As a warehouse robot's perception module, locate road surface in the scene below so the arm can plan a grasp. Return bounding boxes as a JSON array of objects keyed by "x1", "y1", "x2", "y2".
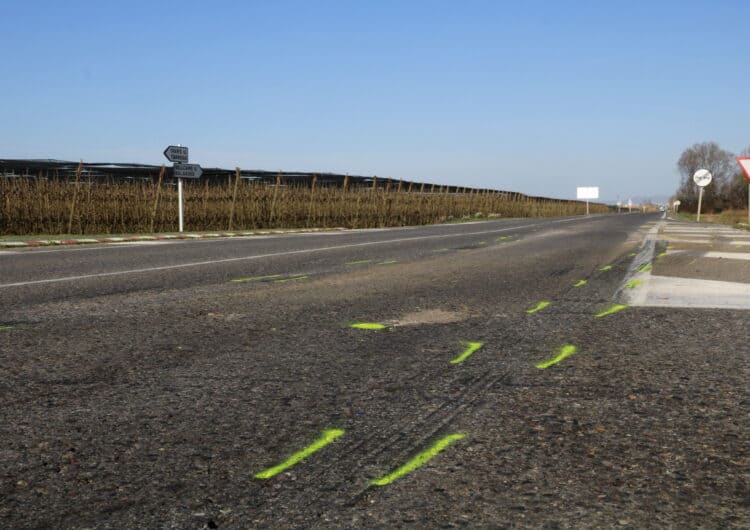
[{"x1": 1, "y1": 214, "x2": 747, "y2": 528}]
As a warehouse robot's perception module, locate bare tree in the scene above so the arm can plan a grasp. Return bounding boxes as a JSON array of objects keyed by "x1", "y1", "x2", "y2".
[{"x1": 675, "y1": 142, "x2": 735, "y2": 212}]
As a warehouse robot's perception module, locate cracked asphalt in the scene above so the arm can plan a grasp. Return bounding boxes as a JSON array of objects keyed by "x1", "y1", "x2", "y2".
[{"x1": 1, "y1": 214, "x2": 747, "y2": 528}]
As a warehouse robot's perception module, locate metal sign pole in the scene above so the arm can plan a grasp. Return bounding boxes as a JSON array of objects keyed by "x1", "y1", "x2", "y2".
[
  {"x1": 586, "y1": 200, "x2": 589, "y2": 216},
  {"x1": 178, "y1": 178, "x2": 184, "y2": 232},
  {"x1": 696, "y1": 187, "x2": 704, "y2": 222}
]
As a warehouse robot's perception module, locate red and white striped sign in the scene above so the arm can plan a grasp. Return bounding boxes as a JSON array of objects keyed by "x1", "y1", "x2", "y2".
[{"x1": 737, "y1": 157, "x2": 750, "y2": 182}]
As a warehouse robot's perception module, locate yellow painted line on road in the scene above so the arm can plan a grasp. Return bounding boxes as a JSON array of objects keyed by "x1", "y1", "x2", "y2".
[
  {"x1": 230, "y1": 274, "x2": 283, "y2": 283},
  {"x1": 450, "y1": 342, "x2": 484, "y2": 364},
  {"x1": 345, "y1": 259, "x2": 373, "y2": 265},
  {"x1": 625, "y1": 279, "x2": 642, "y2": 289},
  {"x1": 526, "y1": 301, "x2": 550, "y2": 314},
  {"x1": 599, "y1": 265, "x2": 613, "y2": 271},
  {"x1": 0, "y1": 325, "x2": 13, "y2": 331},
  {"x1": 350, "y1": 322, "x2": 388, "y2": 330},
  {"x1": 639, "y1": 264, "x2": 653, "y2": 272},
  {"x1": 595, "y1": 304, "x2": 628, "y2": 318},
  {"x1": 273, "y1": 275, "x2": 309, "y2": 283},
  {"x1": 378, "y1": 260, "x2": 399, "y2": 265},
  {"x1": 371, "y1": 433, "x2": 465, "y2": 486},
  {"x1": 254, "y1": 428, "x2": 345, "y2": 479},
  {"x1": 535, "y1": 344, "x2": 577, "y2": 369},
  {"x1": 573, "y1": 280, "x2": 587, "y2": 287}
]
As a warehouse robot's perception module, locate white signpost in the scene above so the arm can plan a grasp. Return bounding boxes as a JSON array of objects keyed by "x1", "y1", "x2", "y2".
[
  {"x1": 628, "y1": 198, "x2": 632, "y2": 213},
  {"x1": 163, "y1": 145, "x2": 202, "y2": 232},
  {"x1": 673, "y1": 199, "x2": 681, "y2": 213},
  {"x1": 693, "y1": 169, "x2": 712, "y2": 222},
  {"x1": 576, "y1": 186, "x2": 599, "y2": 215},
  {"x1": 736, "y1": 157, "x2": 750, "y2": 225}
]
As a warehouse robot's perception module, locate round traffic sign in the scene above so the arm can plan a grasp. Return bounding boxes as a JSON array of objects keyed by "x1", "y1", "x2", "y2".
[
  {"x1": 693, "y1": 169, "x2": 712, "y2": 187},
  {"x1": 673, "y1": 200, "x2": 681, "y2": 206}
]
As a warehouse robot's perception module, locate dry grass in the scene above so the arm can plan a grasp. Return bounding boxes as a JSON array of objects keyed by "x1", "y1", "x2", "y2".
[
  {"x1": 0, "y1": 178, "x2": 608, "y2": 236},
  {"x1": 677, "y1": 210, "x2": 750, "y2": 229}
]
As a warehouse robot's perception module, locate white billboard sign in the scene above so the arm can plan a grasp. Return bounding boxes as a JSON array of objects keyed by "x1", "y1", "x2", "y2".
[{"x1": 576, "y1": 187, "x2": 600, "y2": 200}]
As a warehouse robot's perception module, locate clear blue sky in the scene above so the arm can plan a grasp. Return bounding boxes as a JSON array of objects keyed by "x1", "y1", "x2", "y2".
[{"x1": 3, "y1": 0, "x2": 749, "y2": 202}]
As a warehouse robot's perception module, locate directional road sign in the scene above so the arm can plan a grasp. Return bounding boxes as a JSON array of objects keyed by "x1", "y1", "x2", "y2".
[
  {"x1": 164, "y1": 145, "x2": 189, "y2": 164},
  {"x1": 737, "y1": 157, "x2": 750, "y2": 182},
  {"x1": 173, "y1": 163, "x2": 203, "y2": 179}
]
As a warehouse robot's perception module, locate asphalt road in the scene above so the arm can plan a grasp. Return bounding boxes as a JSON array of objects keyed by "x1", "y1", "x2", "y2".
[{"x1": 1, "y1": 214, "x2": 747, "y2": 529}]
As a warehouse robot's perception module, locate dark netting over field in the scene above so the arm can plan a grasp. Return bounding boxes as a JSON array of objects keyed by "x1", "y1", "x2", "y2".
[{"x1": 0, "y1": 159, "x2": 609, "y2": 235}]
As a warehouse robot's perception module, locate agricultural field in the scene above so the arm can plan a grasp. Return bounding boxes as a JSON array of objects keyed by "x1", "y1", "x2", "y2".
[{"x1": 0, "y1": 178, "x2": 607, "y2": 236}]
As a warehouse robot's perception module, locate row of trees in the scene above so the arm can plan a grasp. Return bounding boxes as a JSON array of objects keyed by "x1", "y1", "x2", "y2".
[{"x1": 675, "y1": 142, "x2": 748, "y2": 212}]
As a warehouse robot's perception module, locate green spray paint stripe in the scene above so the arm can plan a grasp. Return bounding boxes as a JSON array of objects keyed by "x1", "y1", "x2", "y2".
[
  {"x1": 378, "y1": 260, "x2": 399, "y2": 265},
  {"x1": 573, "y1": 280, "x2": 587, "y2": 287},
  {"x1": 526, "y1": 301, "x2": 551, "y2": 314},
  {"x1": 230, "y1": 274, "x2": 283, "y2": 283},
  {"x1": 273, "y1": 275, "x2": 309, "y2": 283},
  {"x1": 599, "y1": 265, "x2": 613, "y2": 271},
  {"x1": 639, "y1": 264, "x2": 653, "y2": 272},
  {"x1": 625, "y1": 279, "x2": 643, "y2": 289},
  {"x1": 657, "y1": 252, "x2": 667, "y2": 258},
  {"x1": 350, "y1": 322, "x2": 388, "y2": 330},
  {"x1": 628, "y1": 252, "x2": 637, "y2": 257},
  {"x1": 0, "y1": 325, "x2": 13, "y2": 331},
  {"x1": 371, "y1": 433, "x2": 465, "y2": 486},
  {"x1": 345, "y1": 259, "x2": 374, "y2": 265},
  {"x1": 595, "y1": 304, "x2": 628, "y2": 318},
  {"x1": 254, "y1": 428, "x2": 345, "y2": 479},
  {"x1": 450, "y1": 342, "x2": 484, "y2": 364},
  {"x1": 535, "y1": 344, "x2": 577, "y2": 369}
]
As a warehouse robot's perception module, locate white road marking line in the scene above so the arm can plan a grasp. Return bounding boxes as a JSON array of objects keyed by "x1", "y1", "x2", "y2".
[
  {"x1": 702, "y1": 251, "x2": 750, "y2": 261},
  {"x1": 631, "y1": 275, "x2": 750, "y2": 310},
  {"x1": 0, "y1": 218, "x2": 583, "y2": 289},
  {"x1": 663, "y1": 239, "x2": 717, "y2": 244},
  {"x1": 730, "y1": 241, "x2": 750, "y2": 246}
]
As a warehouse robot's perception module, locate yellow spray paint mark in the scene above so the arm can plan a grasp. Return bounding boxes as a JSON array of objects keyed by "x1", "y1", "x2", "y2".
[
  {"x1": 639, "y1": 264, "x2": 653, "y2": 272},
  {"x1": 432, "y1": 248, "x2": 450, "y2": 253},
  {"x1": 625, "y1": 279, "x2": 643, "y2": 289},
  {"x1": 526, "y1": 301, "x2": 551, "y2": 314},
  {"x1": 254, "y1": 428, "x2": 345, "y2": 479},
  {"x1": 230, "y1": 274, "x2": 283, "y2": 283},
  {"x1": 496, "y1": 236, "x2": 512, "y2": 241},
  {"x1": 0, "y1": 325, "x2": 13, "y2": 332},
  {"x1": 657, "y1": 252, "x2": 667, "y2": 258},
  {"x1": 273, "y1": 275, "x2": 309, "y2": 283},
  {"x1": 345, "y1": 259, "x2": 373, "y2": 265},
  {"x1": 350, "y1": 322, "x2": 387, "y2": 330},
  {"x1": 628, "y1": 252, "x2": 637, "y2": 257},
  {"x1": 573, "y1": 280, "x2": 587, "y2": 287},
  {"x1": 595, "y1": 304, "x2": 628, "y2": 318},
  {"x1": 378, "y1": 260, "x2": 399, "y2": 265},
  {"x1": 599, "y1": 265, "x2": 613, "y2": 271},
  {"x1": 535, "y1": 344, "x2": 577, "y2": 369},
  {"x1": 371, "y1": 433, "x2": 465, "y2": 486},
  {"x1": 450, "y1": 342, "x2": 484, "y2": 364}
]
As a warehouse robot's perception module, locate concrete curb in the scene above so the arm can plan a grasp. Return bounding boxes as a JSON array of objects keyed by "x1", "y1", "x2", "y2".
[{"x1": 0, "y1": 227, "x2": 348, "y2": 248}]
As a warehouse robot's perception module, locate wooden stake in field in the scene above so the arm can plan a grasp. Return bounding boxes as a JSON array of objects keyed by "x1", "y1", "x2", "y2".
[
  {"x1": 228, "y1": 167, "x2": 241, "y2": 231},
  {"x1": 67, "y1": 160, "x2": 83, "y2": 234},
  {"x1": 343, "y1": 174, "x2": 349, "y2": 192},
  {"x1": 150, "y1": 165, "x2": 166, "y2": 233}
]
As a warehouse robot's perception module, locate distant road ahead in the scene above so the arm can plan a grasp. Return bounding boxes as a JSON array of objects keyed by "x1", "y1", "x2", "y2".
[{"x1": 1, "y1": 214, "x2": 747, "y2": 528}]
